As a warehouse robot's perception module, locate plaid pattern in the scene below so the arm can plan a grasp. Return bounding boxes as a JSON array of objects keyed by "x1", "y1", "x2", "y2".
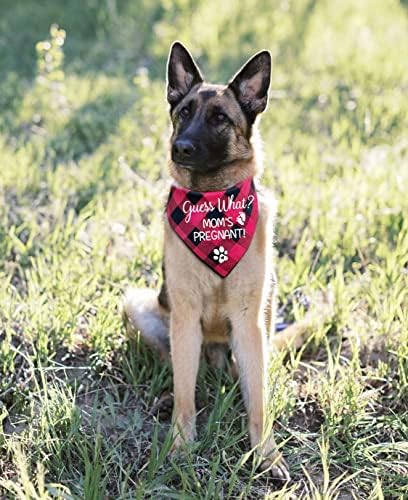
[{"x1": 166, "y1": 177, "x2": 259, "y2": 278}]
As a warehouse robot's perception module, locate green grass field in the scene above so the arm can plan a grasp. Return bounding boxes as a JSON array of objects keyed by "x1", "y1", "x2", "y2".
[{"x1": 0, "y1": 0, "x2": 407, "y2": 498}]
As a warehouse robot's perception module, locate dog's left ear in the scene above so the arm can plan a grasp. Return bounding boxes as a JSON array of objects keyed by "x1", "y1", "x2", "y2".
[
  {"x1": 167, "y1": 42, "x2": 203, "y2": 108},
  {"x1": 228, "y1": 51, "x2": 272, "y2": 123}
]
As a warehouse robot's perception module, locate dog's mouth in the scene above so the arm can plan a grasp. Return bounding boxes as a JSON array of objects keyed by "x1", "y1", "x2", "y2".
[
  {"x1": 171, "y1": 155, "x2": 231, "y2": 173},
  {"x1": 172, "y1": 160, "x2": 196, "y2": 170}
]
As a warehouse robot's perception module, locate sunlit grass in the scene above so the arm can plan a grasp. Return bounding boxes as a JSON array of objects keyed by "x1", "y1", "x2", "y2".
[{"x1": 0, "y1": 0, "x2": 407, "y2": 497}]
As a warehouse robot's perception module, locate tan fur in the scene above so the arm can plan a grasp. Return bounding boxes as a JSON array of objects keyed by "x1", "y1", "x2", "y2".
[
  {"x1": 123, "y1": 158, "x2": 292, "y2": 478},
  {"x1": 123, "y1": 45, "x2": 297, "y2": 481},
  {"x1": 162, "y1": 159, "x2": 283, "y2": 465}
]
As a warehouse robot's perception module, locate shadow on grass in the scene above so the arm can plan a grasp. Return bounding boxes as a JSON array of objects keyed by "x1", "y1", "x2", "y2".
[
  {"x1": 0, "y1": 0, "x2": 164, "y2": 82},
  {"x1": 47, "y1": 90, "x2": 133, "y2": 163},
  {"x1": 0, "y1": 0, "x2": 101, "y2": 81}
]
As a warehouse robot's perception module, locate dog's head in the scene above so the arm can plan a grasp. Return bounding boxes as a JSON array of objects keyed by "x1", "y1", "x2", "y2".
[{"x1": 167, "y1": 42, "x2": 271, "y2": 174}]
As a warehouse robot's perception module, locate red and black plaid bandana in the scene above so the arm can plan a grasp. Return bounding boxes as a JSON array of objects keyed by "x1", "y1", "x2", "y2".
[{"x1": 166, "y1": 177, "x2": 258, "y2": 278}]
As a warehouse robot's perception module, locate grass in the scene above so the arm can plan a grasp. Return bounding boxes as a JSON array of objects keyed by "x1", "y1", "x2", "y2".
[{"x1": 0, "y1": 0, "x2": 407, "y2": 497}]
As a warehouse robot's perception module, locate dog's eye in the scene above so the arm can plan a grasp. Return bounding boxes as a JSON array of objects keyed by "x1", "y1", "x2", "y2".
[
  {"x1": 214, "y1": 112, "x2": 227, "y2": 124},
  {"x1": 180, "y1": 107, "x2": 190, "y2": 119}
]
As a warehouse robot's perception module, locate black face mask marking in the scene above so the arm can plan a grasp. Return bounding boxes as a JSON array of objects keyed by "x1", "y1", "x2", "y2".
[
  {"x1": 166, "y1": 43, "x2": 271, "y2": 173},
  {"x1": 171, "y1": 95, "x2": 233, "y2": 171}
]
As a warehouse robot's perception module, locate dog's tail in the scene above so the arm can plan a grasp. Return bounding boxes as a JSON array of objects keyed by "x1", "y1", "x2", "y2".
[
  {"x1": 122, "y1": 287, "x2": 333, "y2": 356},
  {"x1": 122, "y1": 288, "x2": 170, "y2": 359},
  {"x1": 272, "y1": 289, "x2": 334, "y2": 351}
]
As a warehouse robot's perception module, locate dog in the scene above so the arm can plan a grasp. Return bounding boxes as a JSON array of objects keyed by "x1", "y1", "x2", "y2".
[{"x1": 123, "y1": 42, "x2": 313, "y2": 481}]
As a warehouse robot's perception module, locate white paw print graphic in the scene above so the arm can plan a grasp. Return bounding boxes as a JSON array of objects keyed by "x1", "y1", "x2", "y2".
[
  {"x1": 236, "y1": 211, "x2": 246, "y2": 226},
  {"x1": 213, "y1": 246, "x2": 228, "y2": 263}
]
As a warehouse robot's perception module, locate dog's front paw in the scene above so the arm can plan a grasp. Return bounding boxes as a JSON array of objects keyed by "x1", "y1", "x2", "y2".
[
  {"x1": 259, "y1": 452, "x2": 290, "y2": 481},
  {"x1": 170, "y1": 435, "x2": 186, "y2": 456},
  {"x1": 170, "y1": 422, "x2": 196, "y2": 456}
]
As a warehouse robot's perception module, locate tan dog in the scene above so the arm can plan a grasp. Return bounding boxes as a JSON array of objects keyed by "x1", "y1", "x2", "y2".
[{"x1": 123, "y1": 42, "x2": 310, "y2": 481}]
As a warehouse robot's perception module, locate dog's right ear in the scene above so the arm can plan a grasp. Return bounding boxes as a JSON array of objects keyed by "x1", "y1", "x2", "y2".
[{"x1": 167, "y1": 42, "x2": 203, "y2": 108}]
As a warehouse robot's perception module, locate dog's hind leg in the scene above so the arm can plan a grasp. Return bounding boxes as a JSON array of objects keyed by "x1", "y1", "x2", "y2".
[{"x1": 122, "y1": 287, "x2": 170, "y2": 359}]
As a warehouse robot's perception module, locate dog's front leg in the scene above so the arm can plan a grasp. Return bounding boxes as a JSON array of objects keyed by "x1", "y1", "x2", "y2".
[
  {"x1": 170, "y1": 306, "x2": 202, "y2": 451},
  {"x1": 230, "y1": 312, "x2": 290, "y2": 481}
]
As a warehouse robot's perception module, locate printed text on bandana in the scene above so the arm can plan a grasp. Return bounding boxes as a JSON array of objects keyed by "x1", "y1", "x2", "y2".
[
  {"x1": 166, "y1": 177, "x2": 259, "y2": 277},
  {"x1": 183, "y1": 194, "x2": 255, "y2": 242}
]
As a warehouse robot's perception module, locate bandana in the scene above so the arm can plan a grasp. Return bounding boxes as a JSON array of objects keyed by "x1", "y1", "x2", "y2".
[{"x1": 166, "y1": 177, "x2": 258, "y2": 277}]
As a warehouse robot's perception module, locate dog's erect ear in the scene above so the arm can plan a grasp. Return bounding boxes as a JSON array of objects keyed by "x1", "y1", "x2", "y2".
[
  {"x1": 167, "y1": 42, "x2": 203, "y2": 108},
  {"x1": 228, "y1": 51, "x2": 272, "y2": 123}
]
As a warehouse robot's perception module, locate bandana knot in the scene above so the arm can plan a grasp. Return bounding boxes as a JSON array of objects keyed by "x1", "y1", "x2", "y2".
[{"x1": 166, "y1": 177, "x2": 259, "y2": 277}]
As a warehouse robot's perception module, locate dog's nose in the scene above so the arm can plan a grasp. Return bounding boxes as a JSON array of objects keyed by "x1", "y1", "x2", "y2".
[{"x1": 172, "y1": 139, "x2": 196, "y2": 159}]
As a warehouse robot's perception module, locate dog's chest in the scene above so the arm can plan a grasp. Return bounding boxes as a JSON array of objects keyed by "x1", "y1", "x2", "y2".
[
  {"x1": 164, "y1": 191, "x2": 276, "y2": 342},
  {"x1": 200, "y1": 285, "x2": 230, "y2": 344}
]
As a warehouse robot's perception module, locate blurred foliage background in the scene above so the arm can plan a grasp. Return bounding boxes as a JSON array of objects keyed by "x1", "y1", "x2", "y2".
[{"x1": 0, "y1": 0, "x2": 407, "y2": 497}]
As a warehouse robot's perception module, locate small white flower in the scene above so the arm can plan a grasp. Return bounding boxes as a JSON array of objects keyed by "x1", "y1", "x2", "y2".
[{"x1": 213, "y1": 245, "x2": 228, "y2": 263}]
